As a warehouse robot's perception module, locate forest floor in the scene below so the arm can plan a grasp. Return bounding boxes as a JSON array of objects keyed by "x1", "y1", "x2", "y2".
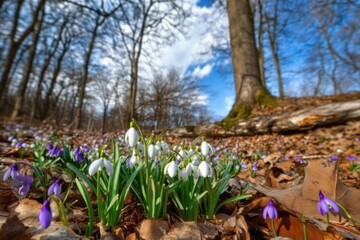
[{"x1": 0, "y1": 92, "x2": 360, "y2": 240}]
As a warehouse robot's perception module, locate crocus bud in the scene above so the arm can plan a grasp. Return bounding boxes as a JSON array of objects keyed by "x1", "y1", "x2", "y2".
[{"x1": 39, "y1": 200, "x2": 52, "y2": 229}]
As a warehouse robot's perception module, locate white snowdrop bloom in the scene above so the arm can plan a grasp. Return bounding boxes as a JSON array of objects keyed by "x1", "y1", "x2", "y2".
[
  {"x1": 187, "y1": 149, "x2": 195, "y2": 157},
  {"x1": 201, "y1": 141, "x2": 213, "y2": 157},
  {"x1": 186, "y1": 163, "x2": 196, "y2": 175},
  {"x1": 178, "y1": 168, "x2": 189, "y2": 181},
  {"x1": 164, "y1": 161, "x2": 178, "y2": 178},
  {"x1": 177, "y1": 149, "x2": 187, "y2": 161},
  {"x1": 125, "y1": 127, "x2": 139, "y2": 148},
  {"x1": 88, "y1": 158, "x2": 113, "y2": 176},
  {"x1": 136, "y1": 142, "x2": 144, "y2": 155},
  {"x1": 191, "y1": 155, "x2": 200, "y2": 166},
  {"x1": 156, "y1": 141, "x2": 168, "y2": 155},
  {"x1": 148, "y1": 144, "x2": 157, "y2": 159},
  {"x1": 198, "y1": 161, "x2": 213, "y2": 177},
  {"x1": 129, "y1": 151, "x2": 139, "y2": 168}
]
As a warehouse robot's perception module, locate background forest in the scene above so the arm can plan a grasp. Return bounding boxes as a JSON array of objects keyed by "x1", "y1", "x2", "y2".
[{"x1": 0, "y1": 0, "x2": 359, "y2": 132}]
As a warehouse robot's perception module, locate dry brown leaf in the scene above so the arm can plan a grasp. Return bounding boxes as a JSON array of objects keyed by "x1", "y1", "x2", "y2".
[
  {"x1": 163, "y1": 221, "x2": 201, "y2": 240},
  {"x1": 137, "y1": 219, "x2": 169, "y2": 240},
  {"x1": 263, "y1": 152, "x2": 282, "y2": 168}
]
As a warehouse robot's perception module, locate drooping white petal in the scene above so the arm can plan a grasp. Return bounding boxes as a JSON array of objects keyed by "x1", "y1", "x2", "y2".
[
  {"x1": 103, "y1": 159, "x2": 113, "y2": 176},
  {"x1": 167, "y1": 161, "x2": 178, "y2": 178},
  {"x1": 201, "y1": 141, "x2": 213, "y2": 156},
  {"x1": 179, "y1": 168, "x2": 188, "y2": 181},
  {"x1": 88, "y1": 159, "x2": 103, "y2": 176},
  {"x1": 136, "y1": 142, "x2": 144, "y2": 155},
  {"x1": 148, "y1": 144, "x2": 157, "y2": 159},
  {"x1": 125, "y1": 127, "x2": 139, "y2": 147},
  {"x1": 129, "y1": 154, "x2": 138, "y2": 168},
  {"x1": 199, "y1": 161, "x2": 210, "y2": 177},
  {"x1": 178, "y1": 149, "x2": 187, "y2": 160}
]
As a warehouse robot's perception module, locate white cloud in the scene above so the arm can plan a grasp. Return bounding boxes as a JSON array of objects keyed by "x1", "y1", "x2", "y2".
[{"x1": 192, "y1": 64, "x2": 213, "y2": 79}]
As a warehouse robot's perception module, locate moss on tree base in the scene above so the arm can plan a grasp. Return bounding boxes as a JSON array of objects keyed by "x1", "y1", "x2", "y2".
[{"x1": 220, "y1": 88, "x2": 276, "y2": 130}]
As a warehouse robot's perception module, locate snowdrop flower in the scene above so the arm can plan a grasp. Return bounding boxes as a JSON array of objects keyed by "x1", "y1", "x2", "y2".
[
  {"x1": 178, "y1": 168, "x2": 189, "y2": 181},
  {"x1": 136, "y1": 142, "x2": 145, "y2": 155},
  {"x1": 201, "y1": 141, "x2": 213, "y2": 156},
  {"x1": 177, "y1": 149, "x2": 187, "y2": 161},
  {"x1": 263, "y1": 199, "x2": 278, "y2": 220},
  {"x1": 317, "y1": 191, "x2": 340, "y2": 215},
  {"x1": 164, "y1": 161, "x2": 178, "y2": 177},
  {"x1": 186, "y1": 163, "x2": 199, "y2": 178},
  {"x1": 198, "y1": 161, "x2": 213, "y2": 177},
  {"x1": 191, "y1": 155, "x2": 200, "y2": 166},
  {"x1": 155, "y1": 141, "x2": 168, "y2": 154},
  {"x1": 47, "y1": 178, "x2": 62, "y2": 196},
  {"x1": 148, "y1": 144, "x2": 157, "y2": 159},
  {"x1": 39, "y1": 199, "x2": 52, "y2": 229},
  {"x1": 336, "y1": 149, "x2": 343, "y2": 154},
  {"x1": 125, "y1": 127, "x2": 138, "y2": 148},
  {"x1": 128, "y1": 151, "x2": 139, "y2": 168},
  {"x1": 88, "y1": 158, "x2": 113, "y2": 176}
]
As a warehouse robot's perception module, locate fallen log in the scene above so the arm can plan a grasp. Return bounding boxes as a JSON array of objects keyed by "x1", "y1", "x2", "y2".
[{"x1": 162, "y1": 99, "x2": 360, "y2": 137}]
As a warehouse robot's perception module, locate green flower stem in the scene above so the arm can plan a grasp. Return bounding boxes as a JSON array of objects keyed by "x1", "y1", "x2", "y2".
[
  {"x1": 325, "y1": 213, "x2": 329, "y2": 224},
  {"x1": 303, "y1": 222, "x2": 307, "y2": 240},
  {"x1": 97, "y1": 171, "x2": 103, "y2": 222},
  {"x1": 271, "y1": 219, "x2": 277, "y2": 237},
  {"x1": 336, "y1": 203, "x2": 359, "y2": 230}
]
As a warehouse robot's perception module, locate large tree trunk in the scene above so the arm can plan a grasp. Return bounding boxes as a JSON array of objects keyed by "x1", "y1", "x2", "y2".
[
  {"x1": 11, "y1": 0, "x2": 46, "y2": 120},
  {"x1": 225, "y1": 0, "x2": 273, "y2": 126}
]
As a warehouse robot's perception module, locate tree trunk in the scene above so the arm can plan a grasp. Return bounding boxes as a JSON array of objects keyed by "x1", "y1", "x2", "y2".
[
  {"x1": 31, "y1": 19, "x2": 68, "y2": 120},
  {"x1": 41, "y1": 38, "x2": 70, "y2": 120},
  {"x1": 0, "y1": 0, "x2": 25, "y2": 107},
  {"x1": 265, "y1": 6, "x2": 284, "y2": 98},
  {"x1": 256, "y1": 0, "x2": 266, "y2": 87},
  {"x1": 225, "y1": 0, "x2": 273, "y2": 126},
  {"x1": 11, "y1": 0, "x2": 46, "y2": 120},
  {"x1": 76, "y1": 16, "x2": 101, "y2": 129}
]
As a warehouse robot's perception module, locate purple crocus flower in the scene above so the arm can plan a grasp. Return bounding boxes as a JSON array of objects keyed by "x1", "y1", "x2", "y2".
[
  {"x1": 74, "y1": 146, "x2": 85, "y2": 163},
  {"x1": 13, "y1": 174, "x2": 34, "y2": 196},
  {"x1": 317, "y1": 191, "x2": 340, "y2": 215},
  {"x1": 328, "y1": 155, "x2": 339, "y2": 162},
  {"x1": 47, "y1": 178, "x2": 62, "y2": 196},
  {"x1": 47, "y1": 142, "x2": 54, "y2": 151},
  {"x1": 263, "y1": 199, "x2": 278, "y2": 220},
  {"x1": 252, "y1": 161, "x2": 258, "y2": 171},
  {"x1": 39, "y1": 199, "x2": 52, "y2": 228},
  {"x1": 346, "y1": 155, "x2": 357, "y2": 161},
  {"x1": 3, "y1": 163, "x2": 19, "y2": 180},
  {"x1": 47, "y1": 142, "x2": 62, "y2": 158},
  {"x1": 15, "y1": 141, "x2": 24, "y2": 149}
]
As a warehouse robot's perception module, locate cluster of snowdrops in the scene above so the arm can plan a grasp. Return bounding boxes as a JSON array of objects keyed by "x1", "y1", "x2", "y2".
[
  {"x1": 3, "y1": 120, "x2": 355, "y2": 238},
  {"x1": 3, "y1": 121, "x2": 252, "y2": 236}
]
